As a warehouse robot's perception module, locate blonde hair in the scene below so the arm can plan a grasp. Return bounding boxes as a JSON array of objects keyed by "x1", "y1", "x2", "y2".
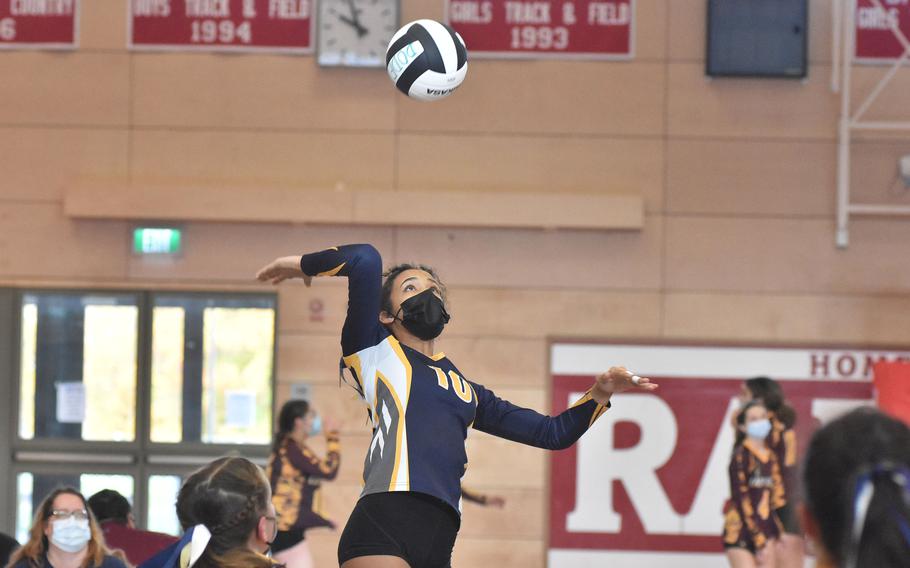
[
  {"x1": 5, "y1": 487, "x2": 128, "y2": 568},
  {"x1": 177, "y1": 457, "x2": 279, "y2": 568}
]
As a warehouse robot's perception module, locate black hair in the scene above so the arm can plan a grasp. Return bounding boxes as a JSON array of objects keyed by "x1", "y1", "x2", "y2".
[
  {"x1": 803, "y1": 407, "x2": 910, "y2": 568},
  {"x1": 745, "y1": 376, "x2": 796, "y2": 428},
  {"x1": 87, "y1": 489, "x2": 131, "y2": 525},
  {"x1": 734, "y1": 399, "x2": 766, "y2": 447},
  {"x1": 272, "y1": 399, "x2": 309, "y2": 453},
  {"x1": 379, "y1": 263, "x2": 447, "y2": 319}
]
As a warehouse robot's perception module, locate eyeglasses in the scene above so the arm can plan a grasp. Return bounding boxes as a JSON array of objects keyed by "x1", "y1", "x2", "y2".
[{"x1": 49, "y1": 509, "x2": 89, "y2": 521}]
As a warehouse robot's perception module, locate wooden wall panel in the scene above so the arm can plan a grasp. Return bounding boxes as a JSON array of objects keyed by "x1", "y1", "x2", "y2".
[
  {"x1": 663, "y1": 292, "x2": 910, "y2": 344},
  {"x1": 397, "y1": 134, "x2": 665, "y2": 211},
  {"x1": 0, "y1": 128, "x2": 129, "y2": 201},
  {"x1": 277, "y1": 334, "x2": 345, "y2": 384},
  {"x1": 444, "y1": 288, "x2": 662, "y2": 339},
  {"x1": 666, "y1": 139, "x2": 835, "y2": 216},
  {"x1": 666, "y1": 217, "x2": 910, "y2": 294},
  {"x1": 0, "y1": 53, "x2": 130, "y2": 126},
  {"x1": 452, "y1": 538, "x2": 545, "y2": 567},
  {"x1": 132, "y1": 54, "x2": 397, "y2": 131},
  {"x1": 851, "y1": 141, "x2": 910, "y2": 205},
  {"x1": 635, "y1": 0, "x2": 669, "y2": 61},
  {"x1": 457, "y1": 488, "x2": 544, "y2": 538},
  {"x1": 667, "y1": 63, "x2": 838, "y2": 140},
  {"x1": 394, "y1": 222, "x2": 662, "y2": 290},
  {"x1": 80, "y1": 0, "x2": 127, "y2": 51},
  {"x1": 0, "y1": 203, "x2": 128, "y2": 279},
  {"x1": 129, "y1": 130, "x2": 397, "y2": 189}
]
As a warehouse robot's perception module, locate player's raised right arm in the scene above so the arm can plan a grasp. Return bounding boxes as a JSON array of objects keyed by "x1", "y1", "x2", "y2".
[{"x1": 256, "y1": 244, "x2": 383, "y2": 355}]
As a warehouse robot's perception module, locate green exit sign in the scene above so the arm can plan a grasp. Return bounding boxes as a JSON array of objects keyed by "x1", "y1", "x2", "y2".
[{"x1": 133, "y1": 227, "x2": 181, "y2": 255}]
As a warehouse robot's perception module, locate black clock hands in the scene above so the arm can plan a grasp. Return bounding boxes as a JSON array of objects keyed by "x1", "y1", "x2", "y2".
[{"x1": 338, "y1": 0, "x2": 368, "y2": 38}]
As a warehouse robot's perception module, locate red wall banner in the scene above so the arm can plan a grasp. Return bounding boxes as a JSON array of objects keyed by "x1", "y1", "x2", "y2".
[
  {"x1": 446, "y1": 0, "x2": 633, "y2": 59},
  {"x1": 0, "y1": 0, "x2": 78, "y2": 49},
  {"x1": 855, "y1": 0, "x2": 910, "y2": 62},
  {"x1": 547, "y1": 342, "x2": 904, "y2": 566},
  {"x1": 130, "y1": 0, "x2": 313, "y2": 53}
]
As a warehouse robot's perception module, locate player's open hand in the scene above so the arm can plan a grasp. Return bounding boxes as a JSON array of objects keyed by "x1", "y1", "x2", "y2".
[
  {"x1": 255, "y1": 255, "x2": 311, "y2": 286},
  {"x1": 593, "y1": 366, "x2": 658, "y2": 401}
]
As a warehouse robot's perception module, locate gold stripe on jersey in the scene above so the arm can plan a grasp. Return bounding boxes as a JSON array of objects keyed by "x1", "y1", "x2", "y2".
[
  {"x1": 343, "y1": 352, "x2": 364, "y2": 390},
  {"x1": 317, "y1": 262, "x2": 346, "y2": 277},
  {"x1": 783, "y1": 430, "x2": 797, "y2": 467},
  {"x1": 570, "y1": 391, "x2": 593, "y2": 408},
  {"x1": 589, "y1": 403, "x2": 609, "y2": 427}
]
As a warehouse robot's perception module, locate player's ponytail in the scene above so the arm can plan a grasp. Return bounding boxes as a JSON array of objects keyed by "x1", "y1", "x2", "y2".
[
  {"x1": 841, "y1": 462, "x2": 910, "y2": 568},
  {"x1": 804, "y1": 408, "x2": 910, "y2": 568}
]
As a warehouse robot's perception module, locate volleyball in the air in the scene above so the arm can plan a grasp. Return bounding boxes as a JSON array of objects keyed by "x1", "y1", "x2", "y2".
[{"x1": 385, "y1": 19, "x2": 468, "y2": 101}]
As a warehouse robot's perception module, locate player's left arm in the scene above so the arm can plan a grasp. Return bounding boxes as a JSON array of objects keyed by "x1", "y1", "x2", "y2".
[{"x1": 470, "y1": 367, "x2": 657, "y2": 450}]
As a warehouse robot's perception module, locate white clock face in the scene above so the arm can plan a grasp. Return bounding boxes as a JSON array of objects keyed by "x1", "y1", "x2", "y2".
[{"x1": 317, "y1": 0, "x2": 399, "y2": 67}]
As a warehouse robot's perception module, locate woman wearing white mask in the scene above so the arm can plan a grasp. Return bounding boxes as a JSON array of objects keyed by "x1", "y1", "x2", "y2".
[
  {"x1": 6, "y1": 487, "x2": 128, "y2": 568},
  {"x1": 723, "y1": 400, "x2": 786, "y2": 568}
]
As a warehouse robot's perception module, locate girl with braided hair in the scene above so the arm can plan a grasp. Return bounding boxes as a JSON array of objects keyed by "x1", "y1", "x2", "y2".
[{"x1": 139, "y1": 457, "x2": 280, "y2": 568}]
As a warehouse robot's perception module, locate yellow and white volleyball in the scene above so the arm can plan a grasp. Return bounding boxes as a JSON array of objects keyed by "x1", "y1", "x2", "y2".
[{"x1": 385, "y1": 19, "x2": 468, "y2": 101}]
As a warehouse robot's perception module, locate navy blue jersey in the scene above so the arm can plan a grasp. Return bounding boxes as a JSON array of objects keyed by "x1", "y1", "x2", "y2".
[{"x1": 301, "y1": 244, "x2": 609, "y2": 515}]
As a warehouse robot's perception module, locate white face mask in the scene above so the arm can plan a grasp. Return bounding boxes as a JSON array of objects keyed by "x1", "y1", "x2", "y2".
[
  {"x1": 50, "y1": 517, "x2": 91, "y2": 553},
  {"x1": 746, "y1": 418, "x2": 772, "y2": 441}
]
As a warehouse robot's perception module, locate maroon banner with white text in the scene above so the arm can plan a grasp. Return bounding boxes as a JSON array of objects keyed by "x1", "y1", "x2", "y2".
[
  {"x1": 0, "y1": 0, "x2": 78, "y2": 49},
  {"x1": 130, "y1": 0, "x2": 313, "y2": 53},
  {"x1": 446, "y1": 0, "x2": 633, "y2": 59},
  {"x1": 855, "y1": 0, "x2": 910, "y2": 62},
  {"x1": 546, "y1": 342, "x2": 905, "y2": 566}
]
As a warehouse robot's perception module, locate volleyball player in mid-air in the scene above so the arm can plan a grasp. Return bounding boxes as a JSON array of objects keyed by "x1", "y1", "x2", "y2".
[{"x1": 257, "y1": 244, "x2": 657, "y2": 568}]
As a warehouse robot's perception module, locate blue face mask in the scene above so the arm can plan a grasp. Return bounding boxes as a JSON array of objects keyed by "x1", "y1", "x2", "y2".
[
  {"x1": 746, "y1": 418, "x2": 772, "y2": 440},
  {"x1": 310, "y1": 415, "x2": 322, "y2": 436}
]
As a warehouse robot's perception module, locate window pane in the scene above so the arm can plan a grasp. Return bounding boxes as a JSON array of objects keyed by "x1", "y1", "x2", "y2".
[
  {"x1": 150, "y1": 295, "x2": 275, "y2": 445},
  {"x1": 202, "y1": 307, "x2": 274, "y2": 444},
  {"x1": 147, "y1": 475, "x2": 182, "y2": 535},
  {"x1": 15, "y1": 472, "x2": 134, "y2": 544},
  {"x1": 19, "y1": 303, "x2": 36, "y2": 439},
  {"x1": 150, "y1": 307, "x2": 185, "y2": 443},
  {"x1": 18, "y1": 293, "x2": 138, "y2": 442},
  {"x1": 83, "y1": 305, "x2": 138, "y2": 441}
]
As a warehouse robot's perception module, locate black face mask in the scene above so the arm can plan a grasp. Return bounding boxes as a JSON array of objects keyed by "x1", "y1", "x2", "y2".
[{"x1": 395, "y1": 289, "x2": 450, "y2": 340}]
